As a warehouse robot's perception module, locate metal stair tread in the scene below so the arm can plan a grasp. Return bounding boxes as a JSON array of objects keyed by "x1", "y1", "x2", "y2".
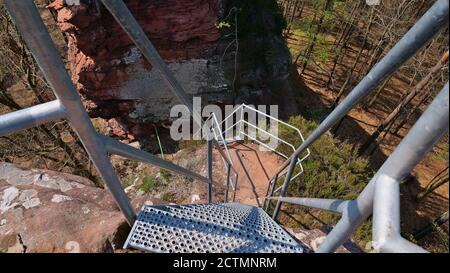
[{"x1": 124, "y1": 203, "x2": 309, "y2": 253}]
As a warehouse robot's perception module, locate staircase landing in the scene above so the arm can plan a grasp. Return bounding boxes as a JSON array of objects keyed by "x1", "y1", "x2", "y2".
[{"x1": 124, "y1": 203, "x2": 309, "y2": 253}]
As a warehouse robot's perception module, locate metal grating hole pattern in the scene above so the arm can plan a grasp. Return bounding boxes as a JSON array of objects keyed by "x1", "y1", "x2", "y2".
[{"x1": 124, "y1": 203, "x2": 309, "y2": 253}]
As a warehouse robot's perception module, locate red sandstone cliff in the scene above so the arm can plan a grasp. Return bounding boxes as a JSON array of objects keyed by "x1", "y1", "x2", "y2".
[{"x1": 48, "y1": 0, "x2": 224, "y2": 140}]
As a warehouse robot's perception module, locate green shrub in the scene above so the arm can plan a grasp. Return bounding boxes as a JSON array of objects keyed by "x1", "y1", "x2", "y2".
[
  {"x1": 159, "y1": 169, "x2": 172, "y2": 181},
  {"x1": 277, "y1": 116, "x2": 373, "y2": 200},
  {"x1": 353, "y1": 219, "x2": 373, "y2": 249},
  {"x1": 275, "y1": 116, "x2": 374, "y2": 247},
  {"x1": 430, "y1": 134, "x2": 449, "y2": 161},
  {"x1": 138, "y1": 175, "x2": 157, "y2": 193},
  {"x1": 162, "y1": 192, "x2": 177, "y2": 203},
  {"x1": 121, "y1": 176, "x2": 136, "y2": 188}
]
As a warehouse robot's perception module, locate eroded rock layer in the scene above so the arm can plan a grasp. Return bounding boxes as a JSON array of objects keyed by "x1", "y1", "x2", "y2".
[{"x1": 48, "y1": 0, "x2": 229, "y2": 140}]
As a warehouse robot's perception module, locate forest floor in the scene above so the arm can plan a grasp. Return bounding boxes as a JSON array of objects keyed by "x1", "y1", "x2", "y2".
[{"x1": 281, "y1": 25, "x2": 448, "y2": 251}]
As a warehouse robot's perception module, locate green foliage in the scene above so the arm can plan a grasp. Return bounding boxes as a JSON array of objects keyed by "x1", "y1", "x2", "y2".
[
  {"x1": 138, "y1": 175, "x2": 157, "y2": 193},
  {"x1": 178, "y1": 139, "x2": 206, "y2": 150},
  {"x1": 353, "y1": 219, "x2": 373, "y2": 248},
  {"x1": 215, "y1": 21, "x2": 231, "y2": 29},
  {"x1": 431, "y1": 225, "x2": 449, "y2": 253},
  {"x1": 277, "y1": 115, "x2": 373, "y2": 200},
  {"x1": 430, "y1": 135, "x2": 449, "y2": 161},
  {"x1": 162, "y1": 192, "x2": 177, "y2": 203},
  {"x1": 314, "y1": 34, "x2": 330, "y2": 64},
  {"x1": 159, "y1": 169, "x2": 172, "y2": 181},
  {"x1": 122, "y1": 176, "x2": 135, "y2": 188},
  {"x1": 309, "y1": 107, "x2": 330, "y2": 123},
  {"x1": 275, "y1": 115, "x2": 374, "y2": 246},
  {"x1": 290, "y1": 0, "x2": 342, "y2": 66}
]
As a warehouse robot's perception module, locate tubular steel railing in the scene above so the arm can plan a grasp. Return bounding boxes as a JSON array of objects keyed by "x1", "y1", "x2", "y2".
[
  {"x1": 1, "y1": 0, "x2": 211, "y2": 226},
  {"x1": 1, "y1": 0, "x2": 448, "y2": 253},
  {"x1": 265, "y1": 0, "x2": 449, "y2": 253},
  {"x1": 221, "y1": 104, "x2": 310, "y2": 165},
  {"x1": 204, "y1": 113, "x2": 239, "y2": 202},
  {"x1": 211, "y1": 103, "x2": 311, "y2": 209},
  {"x1": 203, "y1": 103, "x2": 311, "y2": 204}
]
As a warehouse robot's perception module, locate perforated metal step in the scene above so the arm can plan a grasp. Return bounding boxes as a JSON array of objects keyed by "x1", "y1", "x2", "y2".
[{"x1": 124, "y1": 203, "x2": 309, "y2": 253}]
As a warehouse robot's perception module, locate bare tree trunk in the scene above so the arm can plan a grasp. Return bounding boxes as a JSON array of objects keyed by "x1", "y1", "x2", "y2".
[
  {"x1": 331, "y1": 7, "x2": 376, "y2": 110},
  {"x1": 293, "y1": 5, "x2": 319, "y2": 66},
  {"x1": 414, "y1": 211, "x2": 449, "y2": 240},
  {"x1": 327, "y1": 1, "x2": 362, "y2": 88},
  {"x1": 417, "y1": 166, "x2": 449, "y2": 200},
  {"x1": 364, "y1": 75, "x2": 391, "y2": 110},
  {"x1": 359, "y1": 51, "x2": 449, "y2": 154},
  {"x1": 286, "y1": 0, "x2": 301, "y2": 35},
  {"x1": 301, "y1": 0, "x2": 333, "y2": 74},
  {"x1": 391, "y1": 80, "x2": 438, "y2": 136},
  {"x1": 297, "y1": 0, "x2": 306, "y2": 18}
]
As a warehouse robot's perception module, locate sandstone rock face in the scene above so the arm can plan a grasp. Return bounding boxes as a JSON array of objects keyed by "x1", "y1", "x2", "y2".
[
  {"x1": 48, "y1": 0, "x2": 231, "y2": 140},
  {"x1": 0, "y1": 162, "x2": 128, "y2": 252},
  {"x1": 0, "y1": 162, "x2": 169, "y2": 253}
]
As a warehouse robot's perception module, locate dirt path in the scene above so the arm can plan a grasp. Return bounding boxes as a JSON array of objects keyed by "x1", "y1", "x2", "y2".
[
  {"x1": 168, "y1": 142, "x2": 285, "y2": 208},
  {"x1": 225, "y1": 143, "x2": 285, "y2": 207}
]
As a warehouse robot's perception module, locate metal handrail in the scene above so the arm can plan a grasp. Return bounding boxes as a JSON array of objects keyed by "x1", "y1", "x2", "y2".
[
  {"x1": 204, "y1": 113, "x2": 239, "y2": 200},
  {"x1": 269, "y1": 0, "x2": 450, "y2": 221},
  {"x1": 217, "y1": 103, "x2": 312, "y2": 209},
  {"x1": 100, "y1": 134, "x2": 210, "y2": 184},
  {"x1": 269, "y1": 0, "x2": 449, "y2": 220},
  {"x1": 1, "y1": 0, "x2": 448, "y2": 254},
  {"x1": 266, "y1": 0, "x2": 449, "y2": 253},
  {"x1": 220, "y1": 103, "x2": 311, "y2": 171},
  {"x1": 219, "y1": 103, "x2": 311, "y2": 163},
  {"x1": 211, "y1": 138, "x2": 239, "y2": 202},
  {"x1": 269, "y1": 83, "x2": 448, "y2": 253},
  {"x1": 1, "y1": 0, "x2": 211, "y2": 226},
  {"x1": 203, "y1": 103, "x2": 311, "y2": 203},
  {"x1": 205, "y1": 113, "x2": 234, "y2": 165}
]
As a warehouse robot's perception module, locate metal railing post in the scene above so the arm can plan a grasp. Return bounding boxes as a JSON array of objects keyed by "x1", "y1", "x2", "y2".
[
  {"x1": 225, "y1": 164, "x2": 231, "y2": 203},
  {"x1": 264, "y1": 174, "x2": 278, "y2": 211},
  {"x1": 239, "y1": 106, "x2": 245, "y2": 140},
  {"x1": 101, "y1": 134, "x2": 210, "y2": 184},
  {"x1": 271, "y1": 0, "x2": 449, "y2": 222},
  {"x1": 207, "y1": 139, "x2": 213, "y2": 203},
  {"x1": 0, "y1": 100, "x2": 66, "y2": 136},
  {"x1": 232, "y1": 176, "x2": 238, "y2": 202},
  {"x1": 316, "y1": 83, "x2": 449, "y2": 253},
  {"x1": 372, "y1": 83, "x2": 448, "y2": 253},
  {"x1": 272, "y1": 154, "x2": 298, "y2": 219},
  {"x1": 3, "y1": 0, "x2": 137, "y2": 225},
  {"x1": 99, "y1": 0, "x2": 203, "y2": 129}
]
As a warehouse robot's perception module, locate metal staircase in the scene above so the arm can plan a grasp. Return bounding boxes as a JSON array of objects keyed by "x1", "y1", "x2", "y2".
[
  {"x1": 125, "y1": 203, "x2": 309, "y2": 253},
  {"x1": 1, "y1": 0, "x2": 448, "y2": 253},
  {"x1": 202, "y1": 104, "x2": 311, "y2": 204}
]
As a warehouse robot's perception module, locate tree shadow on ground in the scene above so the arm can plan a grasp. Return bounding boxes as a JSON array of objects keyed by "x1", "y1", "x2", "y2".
[
  {"x1": 278, "y1": 66, "x2": 390, "y2": 167},
  {"x1": 274, "y1": 65, "x2": 448, "y2": 250}
]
